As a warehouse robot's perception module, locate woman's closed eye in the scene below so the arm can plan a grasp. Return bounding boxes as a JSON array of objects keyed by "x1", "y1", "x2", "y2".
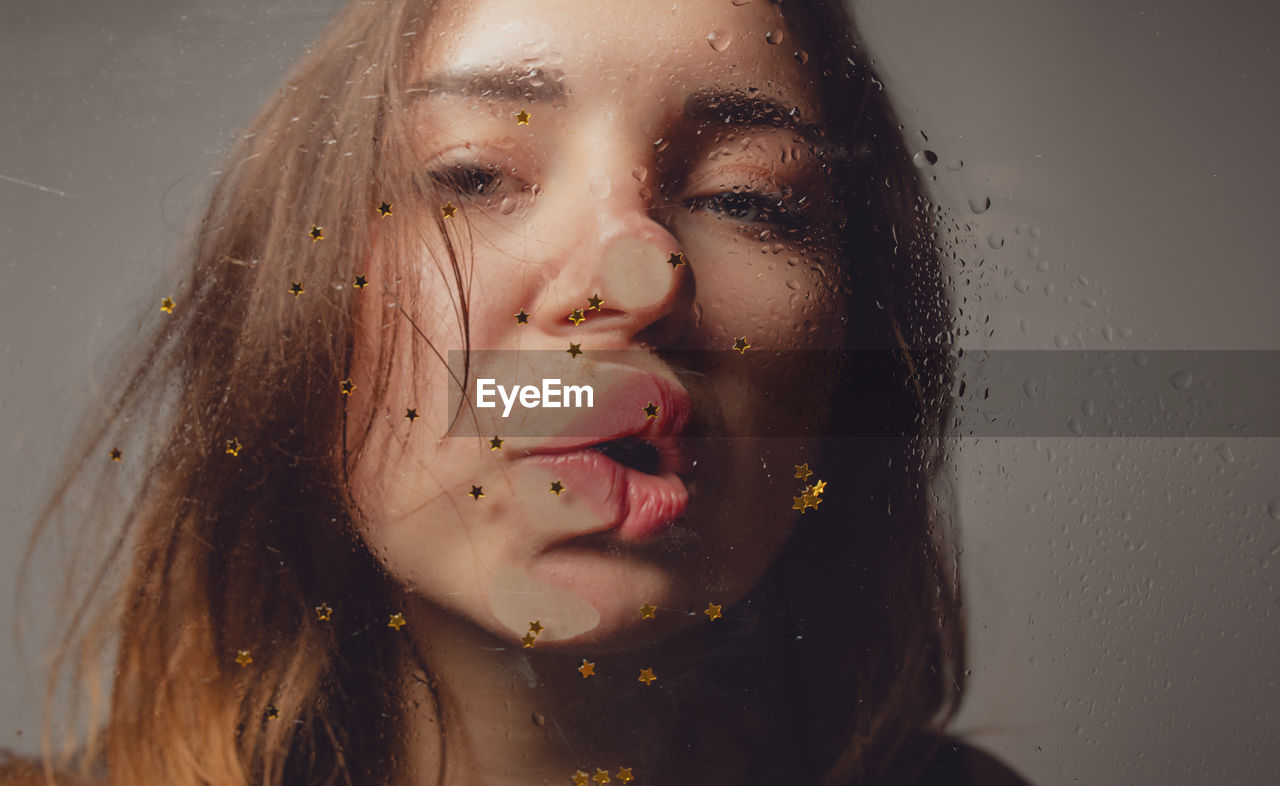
[
  {"x1": 691, "y1": 189, "x2": 809, "y2": 231},
  {"x1": 428, "y1": 162, "x2": 507, "y2": 199}
]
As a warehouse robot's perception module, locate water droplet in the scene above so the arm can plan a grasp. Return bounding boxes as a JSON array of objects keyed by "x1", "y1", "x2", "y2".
[
  {"x1": 498, "y1": 197, "x2": 516, "y2": 215},
  {"x1": 1214, "y1": 444, "x2": 1235, "y2": 464},
  {"x1": 631, "y1": 167, "x2": 648, "y2": 183},
  {"x1": 707, "y1": 30, "x2": 733, "y2": 51},
  {"x1": 968, "y1": 195, "x2": 991, "y2": 214},
  {"x1": 765, "y1": 29, "x2": 784, "y2": 45},
  {"x1": 1168, "y1": 370, "x2": 1193, "y2": 391},
  {"x1": 653, "y1": 137, "x2": 669, "y2": 153},
  {"x1": 793, "y1": 50, "x2": 809, "y2": 64},
  {"x1": 731, "y1": 0, "x2": 752, "y2": 5},
  {"x1": 1102, "y1": 325, "x2": 1115, "y2": 341},
  {"x1": 912, "y1": 149, "x2": 938, "y2": 167},
  {"x1": 1023, "y1": 380, "x2": 1040, "y2": 399},
  {"x1": 785, "y1": 279, "x2": 801, "y2": 290},
  {"x1": 1027, "y1": 245, "x2": 1041, "y2": 260},
  {"x1": 945, "y1": 159, "x2": 965, "y2": 171},
  {"x1": 1267, "y1": 498, "x2": 1280, "y2": 521},
  {"x1": 1081, "y1": 399, "x2": 1095, "y2": 416},
  {"x1": 987, "y1": 232, "x2": 1005, "y2": 249},
  {"x1": 1132, "y1": 352, "x2": 1149, "y2": 367},
  {"x1": 1014, "y1": 279, "x2": 1030, "y2": 294},
  {"x1": 693, "y1": 301, "x2": 704, "y2": 327}
]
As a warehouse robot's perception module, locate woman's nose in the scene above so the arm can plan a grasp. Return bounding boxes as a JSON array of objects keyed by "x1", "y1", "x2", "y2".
[{"x1": 538, "y1": 174, "x2": 689, "y2": 345}]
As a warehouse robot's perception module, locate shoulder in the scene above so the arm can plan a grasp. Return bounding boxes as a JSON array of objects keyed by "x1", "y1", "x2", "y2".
[{"x1": 899, "y1": 735, "x2": 1034, "y2": 786}]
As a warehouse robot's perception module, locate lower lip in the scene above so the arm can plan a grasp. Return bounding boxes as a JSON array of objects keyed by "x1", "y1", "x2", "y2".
[{"x1": 523, "y1": 450, "x2": 689, "y2": 543}]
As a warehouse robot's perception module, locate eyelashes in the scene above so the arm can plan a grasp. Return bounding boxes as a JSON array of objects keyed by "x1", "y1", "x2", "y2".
[{"x1": 423, "y1": 160, "x2": 813, "y2": 230}]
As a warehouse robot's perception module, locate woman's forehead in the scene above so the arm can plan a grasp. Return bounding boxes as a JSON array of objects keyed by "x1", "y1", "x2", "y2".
[{"x1": 414, "y1": 0, "x2": 823, "y2": 119}]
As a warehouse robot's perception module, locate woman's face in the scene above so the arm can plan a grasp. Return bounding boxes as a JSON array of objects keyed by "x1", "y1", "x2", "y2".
[{"x1": 349, "y1": 0, "x2": 852, "y2": 650}]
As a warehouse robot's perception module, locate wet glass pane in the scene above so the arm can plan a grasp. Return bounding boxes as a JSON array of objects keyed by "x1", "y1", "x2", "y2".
[{"x1": 3, "y1": 1, "x2": 1277, "y2": 785}]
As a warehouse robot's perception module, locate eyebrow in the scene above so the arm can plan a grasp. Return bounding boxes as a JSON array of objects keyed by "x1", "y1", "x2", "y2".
[
  {"x1": 681, "y1": 88, "x2": 824, "y2": 142},
  {"x1": 409, "y1": 66, "x2": 567, "y2": 102}
]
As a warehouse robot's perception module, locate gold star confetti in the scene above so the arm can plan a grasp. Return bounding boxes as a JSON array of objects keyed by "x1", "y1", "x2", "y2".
[
  {"x1": 638, "y1": 668, "x2": 657, "y2": 686},
  {"x1": 732, "y1": 336, "x2": 751, "y2": 353},
  {"x1": 388, "y1": 612, "x2": 406, "y2": 631},
  {"x1": 489, "y1": 435, "x2": 504, "y2": 450},
  {"x1": 235, "y1": 649, "x2": 253, "y2": 668},
  {"x1": 529, "y1": 620, "x2": 544, "y2": 635},
  {"x1": 470, "y1": 485, "x2": 485, "y2": 501},
  {"x1": 265, "y1": 704, "x2": 280, "y2": 720},
  {"x1": 225, "y1": 437, "x2": 242, "y2": 456},
  {"x1": 593, "y1": 769, "x2": 611, "y2": 785},
  {"x1": 377, "y1": 201, "x2": 393, "y2": 217},
  {"x1": 160, "y1": 296, "x2": 174, "y2": 313},
  {"x1": 549, "y1": 480, "x2": 565, "y2": 496},
  {"x1": 353, "y1": 274, "x2": 368, "y2": 289},
  {"x1": 667, "y1": 251, "x2": 686, "y2": 268},
  {"x1": 405, "y1": 408, "x2": 419, "y2": 423},
  {"x1": 315, "y1": 603, "x2": 333, "y2": 621},
  {"x1": 642, "y1": 401, "x2": 660, "y2": 419},
  {"x1": 578, "y1": 659, "x2": 596, "y2": 678},
  {"x1": 587, "y1": 294, "x2": 604, "y2": 311},
  {"x1": 811, "y1": 479, "x2": 827, "y2": 495},
  {"x1": 515, "y1": 108, "x2": 531, "y2": 125},
  {"x1": 792, "y1": 496, "x2": 807, "y2": 512},
  {"x1": 567, "y1": 343, "x2": 582, "y2": 358},
  {"x1": 340, "y1": 378, "x2": 356, "y2": 396},
  {"x1": 802, "y1": 490, "x2": 823, "y2": 510},
  {"x1": 289, "y1": 281, "x2": 304, "y2": 297},
  {"x1": 441, "y1": 202, "x2": 457, "y2": 219},
  {"x1": 109, "y1": 447, "x2": 122, "y2": 462},
  {"x1": 639, "y1": 603, "x2": 656, "y2": 620},
  {"x1": 616, "y1": 768, "x2": 634, "y2": 784},
  {"x1": 521, "y1": 631, "x2": 538, "y2": 648},
  {"x1": 794, "y1": 463, "x2": 813, "y2": 481},
  {"x1": 309, "y1": 225, "x2": 324, "y2": 241},
  {"x1": 705, "y1": 602, "x2": 723, "y2": 621},
  {"x1": 567, "y1": 308, "x2": 586, "y2": 326},
  {"x1": 515, "y1": 309, "x2": 530, "y2": 324},
  {"x1": 572, "y1": 772, "x2": 590, "y2": 786}
]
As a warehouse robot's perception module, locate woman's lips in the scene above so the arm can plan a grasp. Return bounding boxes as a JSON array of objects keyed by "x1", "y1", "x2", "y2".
[
  {"x1": 523, "y1": 450, "x2": 689, "y2": 543},
  {"x1": 518, "y1": 368, "x2": 694, "y2": 542}
]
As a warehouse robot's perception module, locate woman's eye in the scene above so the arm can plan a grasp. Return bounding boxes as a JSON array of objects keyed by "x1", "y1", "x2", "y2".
[
  {"x1": 694, "y1": 190, "x2": 801, "y2": 228},
  {"x1": 429, "y1": 163, "x2": 505, "y2": 198}
]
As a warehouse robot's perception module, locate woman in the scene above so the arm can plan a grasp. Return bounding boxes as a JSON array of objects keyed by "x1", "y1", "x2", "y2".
[{"x1": 8, "y1": 0, "x2": 1030, "y2": 784}]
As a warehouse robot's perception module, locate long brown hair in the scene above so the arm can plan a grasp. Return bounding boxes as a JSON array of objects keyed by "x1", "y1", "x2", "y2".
[{"x1": 12, "y1": 1, "x2": 963, "y2": 784}]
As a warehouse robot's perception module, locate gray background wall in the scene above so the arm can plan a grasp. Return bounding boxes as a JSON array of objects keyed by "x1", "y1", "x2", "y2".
[{"x1": 3, "y1": 1, "x2": 1277, "y2": 783}]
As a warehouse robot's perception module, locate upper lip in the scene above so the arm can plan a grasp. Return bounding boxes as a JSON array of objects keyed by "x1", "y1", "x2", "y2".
[{"x1": 519, "y1": 366, "x2": 693, "y2": 463}]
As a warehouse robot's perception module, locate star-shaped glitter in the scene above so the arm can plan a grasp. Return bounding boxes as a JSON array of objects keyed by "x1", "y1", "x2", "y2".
[
  {"x1": 732, "y1": 336, "x2": 751, "y2": 353},
  {"x1": 441, "y1": 202, "x2": 457, "y2": 219},
  {"x1": 309, "y1": 225, "x2": 324, "y2": 241},
  {"x1": 616, "y1": 768, "x2": 633, "y2": 784},
  {"x1": 405, "y1": 408, "x2": 419, "y2": 423},
  {"x1": 515, "y1": 309, "x2": 530, "y2": 324},
  {"x1": 792, "y1": 495, "x2": 807, "y2": 512},
  {"x1": 566, "y1": 343, "x2": 582, "y2": 358},
  {"x1": 638, "y1": 668, "x2": 657, "y2": 686},
  {"x1": 388, "y1": 612, "x2": 406, "y2": 631},
  {"x1": 567, "y1": 308, "x2": 586, "y2": 326},
  {"x1": 811, "y1": 478, "x2": 827, "y2": 495},
  {"x1": 515, "y1": 108, "x2": 531, "y2": 125},
  {"x1": 705, "y1": 602, "x2": 723, "y2": 621},
  {"x1": 667, "y1": 251, "x2": 686, "y2": 268},
  {"x1": 315, "y1": 603, "x2": 333, "y2": 621},
  {"x1": 802, "y1": 491, "x2": 823, "y2": 510},
  {"x1": 470, "y1": 485, "x2": 485, "y2": 501},
  {"x1": 353, "y1": 274, "x2": 368, "y2": 289},
  {"x1": 489, "y1": 435, "x2": 504, "y2": 450},
  {"x1": 160, "y1": 296, "x2": 174, "y2": 313},
  {"x1": 578, "y1": 659, "x2": 596, "y2": 678},
  {"x1": 289, "y1": 281, "x2": 304, "y2": 297},
  {"x1": 593, "y1": 769, "x2": 611, "y2": 785},
  {"x1": 639, "y1": 603, "x2": 656, "y2": 620},
  {"x1": 521, "y1": 631, "x2": 538, "y2": 648},
  {"x1": 642, "y1": 401, "x2": 660, "y2": 419},
  {"x1": 235, "y1": 649, "x2": 253, "y2": 667},
  {"x1": 529, "y1": 620, "x2": 544, "y2": 635},
  {"x1": 549, "y1": 480, "x2": 565, "y2": 496},
  {"x1": 225, "y1": 437, "x2": 242, "y2": 456},
  {"x1": 572, "y1": 772, "x2": 590, "y2": 786},
  {"x1": 340, "y1": 378, "x2": 356, "y2": 396},
  {"x1": 794, "y1": 463, "x2": 813, "y2": 481},
  {"x1": 109, "y1": 447, "x2": 122, "y2": 462},
  {"x1": 265, "y1": 704, "x2": 280, "y2": 720},
  {"x1": 377, "y1": 201, "x2": 393, "y2": 217},
  {"x1": 587, "y1": 294, "x2": 604, "y2": 311}
]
